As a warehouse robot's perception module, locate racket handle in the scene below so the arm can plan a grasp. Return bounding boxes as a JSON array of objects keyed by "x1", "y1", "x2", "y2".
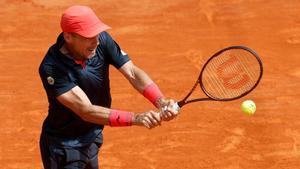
[
  {"x1": 172, "y1": 102, "x2": 180, "y2": 111},
  {"x1": 162, "y1": 102, "x2": 180, "y2": 112}
]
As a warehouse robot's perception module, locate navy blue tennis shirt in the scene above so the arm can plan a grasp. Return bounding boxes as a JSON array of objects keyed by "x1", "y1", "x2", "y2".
[{"x1": 39, "y1": 31, "x2": 130, "y2": 147}]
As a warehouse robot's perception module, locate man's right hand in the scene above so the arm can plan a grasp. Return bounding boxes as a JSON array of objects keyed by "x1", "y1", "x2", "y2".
[
  {"x1": 157, "y1": 98, "x2": 179, "y2": 121},
  {"x1": 132, "y1": 111, "x2": 161, "y2": 129}
]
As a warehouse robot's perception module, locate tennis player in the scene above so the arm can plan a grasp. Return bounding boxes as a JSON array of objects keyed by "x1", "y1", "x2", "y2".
[{"x1": 38, "y1": 5, "x2": 179, "y2": 169}]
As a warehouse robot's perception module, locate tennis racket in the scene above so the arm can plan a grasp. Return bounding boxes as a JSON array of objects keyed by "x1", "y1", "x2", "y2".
[{"x1": 169, "y1": 46, "x2": 263, "y2": 111}]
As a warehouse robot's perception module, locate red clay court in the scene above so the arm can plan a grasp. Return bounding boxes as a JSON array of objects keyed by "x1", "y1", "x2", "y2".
[{"x1": 0, "y1": 0, "x2": 299, "y2": 168}]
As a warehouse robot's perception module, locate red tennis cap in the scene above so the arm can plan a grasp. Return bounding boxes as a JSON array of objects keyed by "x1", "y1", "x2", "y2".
[{"x1": 61, "y1": 5, "x2": 110, "y2": 38}]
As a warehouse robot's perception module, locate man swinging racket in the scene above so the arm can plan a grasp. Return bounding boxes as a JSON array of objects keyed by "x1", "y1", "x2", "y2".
[{"x1": 38, "y1": 5, "x2": 179, "y2": 169}]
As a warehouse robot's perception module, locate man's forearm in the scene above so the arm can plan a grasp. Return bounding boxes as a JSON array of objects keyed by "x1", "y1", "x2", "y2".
[
  {"x1": 129, "y1": 66, "x2": 165, "y2": 107},
  {"x1": 82, "y1": 104, "x2": 160, "y2": 129},
  {"x1": 126, "y1": 66, "x2": 154, "y2": 93},
  {"x1": 82, "y1": 104, "x2": 111, "y2": 125}
]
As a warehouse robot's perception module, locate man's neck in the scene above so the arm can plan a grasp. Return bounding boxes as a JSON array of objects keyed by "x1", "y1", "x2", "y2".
[{"x1": 60, "y1": 43, "x2": 83, "y2": 61}]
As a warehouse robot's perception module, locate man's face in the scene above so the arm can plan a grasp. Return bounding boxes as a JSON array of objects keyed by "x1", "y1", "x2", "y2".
[{"x1": 65, "y1": 32, "x2": 99, "y2": 60}]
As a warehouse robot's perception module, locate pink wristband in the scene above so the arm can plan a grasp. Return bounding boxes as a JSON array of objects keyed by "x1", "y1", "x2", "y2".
[
  {"x1": 109, "y1": 110, "x2": 133, "y2": 127},
  {"x1": 142, "y1": 83, "x2": 164, "y2": 107}
]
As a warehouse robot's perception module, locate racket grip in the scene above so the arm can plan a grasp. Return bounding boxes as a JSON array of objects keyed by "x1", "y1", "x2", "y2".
[{"x1": 162, "y1": 102, "x2": 180, "y2": 112}]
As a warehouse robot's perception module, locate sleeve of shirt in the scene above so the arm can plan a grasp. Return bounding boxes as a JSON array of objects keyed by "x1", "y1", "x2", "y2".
[
  {"x1": 39, "y1": 63, "x2": 76, "y2": 98},
  {"x1": 100, "y1": 32, "x2": 130, "y2": 69}
]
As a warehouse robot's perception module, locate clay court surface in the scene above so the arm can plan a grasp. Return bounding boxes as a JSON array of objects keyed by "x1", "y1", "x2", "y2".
[{"x1": 0, "y1": 0, "x2": 300, "y2": 168}]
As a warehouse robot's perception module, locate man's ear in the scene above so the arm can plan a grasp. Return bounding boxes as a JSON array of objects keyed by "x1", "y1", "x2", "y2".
[{"x1": 63, "y1": 32, "x2": 72, "y2": 43}]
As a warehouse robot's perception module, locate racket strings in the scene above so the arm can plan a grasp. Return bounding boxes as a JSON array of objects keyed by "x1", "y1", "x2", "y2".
[
  {"x1": 205, "y1": 62, "x2": 227, "y2": 98},
  {"x1": 201, "y1": 48, "x2": 261, "y2": 99}
]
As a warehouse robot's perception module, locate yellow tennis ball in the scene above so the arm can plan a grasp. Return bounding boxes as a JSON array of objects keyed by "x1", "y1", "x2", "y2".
[{"x1": 241, "y1": 100, "x2": 256, "y2": 115}]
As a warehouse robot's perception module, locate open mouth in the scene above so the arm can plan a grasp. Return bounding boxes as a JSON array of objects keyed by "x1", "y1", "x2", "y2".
[
  {"x1": 87, "y1": 48, "x2": 97, "y2": 57},
  {"x1": 87, "y1": 48, "x2": 96, "y2": 54}
]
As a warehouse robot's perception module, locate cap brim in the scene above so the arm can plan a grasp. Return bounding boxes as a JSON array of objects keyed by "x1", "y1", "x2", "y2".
[{"x1": 77, "y1": 23, "x2": 111, "y2": 38}]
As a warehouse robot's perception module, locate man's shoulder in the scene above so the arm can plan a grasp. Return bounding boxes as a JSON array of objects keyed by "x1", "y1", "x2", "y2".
[
  {"x1": 98, "y1": 31, "x2": 112, "y2": 46},
  {"x1": 99, "y1": 31, "x2": 110, "y2": 38},
  {"x1": 39, "y1": 45, "x2": 59, "y2": 73},
  {"x1": 40, "y1": 33, "x2": 64, "y2": 67}
]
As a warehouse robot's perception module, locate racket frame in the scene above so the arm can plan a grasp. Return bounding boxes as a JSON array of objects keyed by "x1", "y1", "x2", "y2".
[{"x1": 178, "y1": 46, "x2": 263, "y2": 108}]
